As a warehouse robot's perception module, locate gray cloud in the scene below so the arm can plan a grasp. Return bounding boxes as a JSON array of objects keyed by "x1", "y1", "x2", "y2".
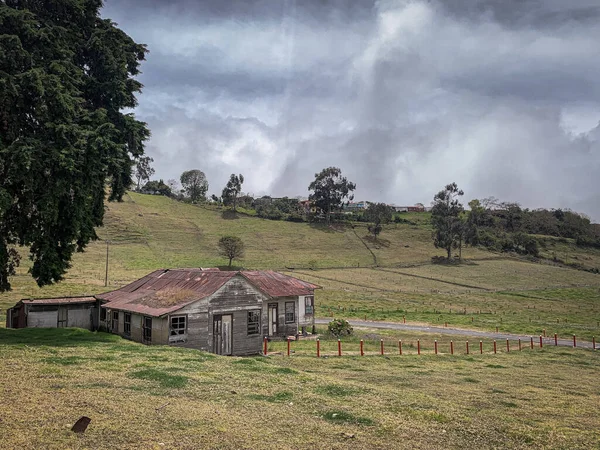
[{"x1": 103, "y1": 0, "x2": 600, "y2": 221}]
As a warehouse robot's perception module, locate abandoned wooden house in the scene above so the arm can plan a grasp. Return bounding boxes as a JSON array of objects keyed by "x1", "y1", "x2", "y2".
[{"x1": 6, "y1": 269, "x2": 319, "y2": 356}]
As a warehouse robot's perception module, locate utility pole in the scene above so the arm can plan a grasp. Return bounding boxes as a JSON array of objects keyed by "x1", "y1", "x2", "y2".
[{"x1": 104, "y1": 240, "x2": 110, "y2": 287}]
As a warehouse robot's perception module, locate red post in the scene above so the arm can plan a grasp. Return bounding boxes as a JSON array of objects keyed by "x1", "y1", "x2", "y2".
[
  {"x1": 403, "y1": 316, "x2": 406, "y2": 324},
  {"x1": 450, "y1": 340, "x2": 454, "y2": 355},
  {"x1": 530, "y1": 337, "x2": 533, "y2": 349},
  {"x1": 434, "y1": 340, "x2": 438, "y2": 355},
  {"x1": 360, "y1": 339, "x2": 364, "y2": 356},
  {"x1": 493, "y1": 340, "x2": 497, "y2": 354},
  {"x1": 573, "y1": 335, "x2": 576, "y2": 348},
  {"x1": 380, "y1": 339, "x2": 384, "y2": 355},
  {"x1": 539, "y1": 335, "x2": 543, "y2": 348},
  {"x1": 466, "y1": 341, "x2": 469, "y2": 355},
  {"x1": 506, "y1": 339, "x2": 510, "y2": 353},
  {"x1": 338, "y1": 339, "x2": 342, "y2": 357},
  {"x1": 554, "y1": 333, "x2": 558, "y2": 346},
  {"x1": 399, "y1": 340, "x2": 402, "y2": 355},
  {"x1": 479, "y1": 340, "x2": 483, "y2": 354},
  {"x1": 417, "y1": 340, "x2": 421, "y2": 355},
  {"x1": 518, "y1": 339, "x2": 521, "y2": 351},
  {"x1": 317, "y1": 339, "x2": 320, "y2": 358},
  {"x1": 263, "y1": 337, "x2": 268, "y2": 355},
  {"x1": 287, "y1": 338, "x2": 291, "y2": 357}
]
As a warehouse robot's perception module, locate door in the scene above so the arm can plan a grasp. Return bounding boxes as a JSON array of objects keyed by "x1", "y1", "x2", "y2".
[
  {"x1": 57, "y1": 307, "x2": 68, "y2": 328},
  {"x1": 268, "y1": 303, "x2": 278, "y2": 336},
  {"x1": 213, "y1": 314, "x2": 233, "y2": 355}
]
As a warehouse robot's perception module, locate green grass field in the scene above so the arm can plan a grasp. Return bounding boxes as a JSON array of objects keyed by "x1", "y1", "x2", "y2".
[
  {"x1": 2, "y1": 192, "x2": 600, "y2": 448},
  {"x1": 1, "y1": 328, "x2": 599, "y2": 449}
]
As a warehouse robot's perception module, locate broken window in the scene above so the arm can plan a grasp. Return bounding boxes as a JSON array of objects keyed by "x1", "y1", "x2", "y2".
[
  {"x1": 124, "y1": 313, "x2": 131, "y2": 337},
  {"x1": 170, "y1": 315, "x2": 186, "y2": 336},
  {"x1": 247, "y1": 310, "x2": 260, "y2": 335},
  {"x1": 142, "y1": 316, "x2": 152, "y2": 343},
  {"x1": 305, "y1": 296, "x2": 314, "y2": 315},
  {"x1": 285, "y1": 302, "x2": 295, "y2": 323},
  {"x1": 111, "y1": 311, "x2": 119, "y2": 331}
]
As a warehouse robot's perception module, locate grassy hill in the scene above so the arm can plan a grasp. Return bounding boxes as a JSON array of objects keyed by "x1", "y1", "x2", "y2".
[{"x1": 2, "y1": 192, "x2": 600, "y2": 448}]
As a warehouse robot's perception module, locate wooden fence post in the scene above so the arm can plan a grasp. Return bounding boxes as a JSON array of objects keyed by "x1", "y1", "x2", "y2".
[
  {"x1": 479, "y1": 340, "x2": 483, "y2": 354},
  {"x1": 554, "y1": 333, "x2": 558, "y2": 346},
  {"x1": 506, "y1": 339, "x2": 510, "y2": 353},
  {"x1": 466, "y1": 341, "x2": 469, "y2": 355},
  {"x1": 360, "y1": 339, "x2": 364, "y2": 356},
  {"x1": 573, "y1": 335, "x2": 576, "y2": 348},
  {"x1": 264, "y1": 337, "x2": 268, "y2": 355},
  {"x1": 399, "y1": 340, "x2": 402, "y2": 355},
  {"x1": 530, "y1": 337, "x2": 533, "y2": 349},
  {"x1": 380, "y1": 339, "x2": 384, "y2": 356},
  {"x1": 539, "y1": 335, "x2": 543, "y2": 348},
  {"x1": 287, "y1": 338, "x2": 291, "y2": 357},
  {"x1": 317, "y1": 339, "x2": 320, "y2": 358},
  {"x1": 338, "y1": 339, "x2": 342, "y2": 357},
  {"x1": 450, "y1": 340, "x2": 454, "y2": 355},
  {"x1": 493, "y1": 340, "x2": 497, "y2": 354},
  {"x1": 417, "y1": 340, "x2": 421, "y2": 355},
  {"x1": 434, "y1": 340, "x2": 438, "y2": 355},
  {"x1": 518, "y1": 338, "x2": 521, "y2": 351}
]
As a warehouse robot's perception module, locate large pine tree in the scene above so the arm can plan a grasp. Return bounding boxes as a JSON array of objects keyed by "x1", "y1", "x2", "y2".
[{"x1": 0, "y1": 0, "x2": 150, "y2": 291}]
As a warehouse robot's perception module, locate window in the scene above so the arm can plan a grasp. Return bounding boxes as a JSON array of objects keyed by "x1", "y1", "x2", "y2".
[
  {"x1": 142, "y1": 316, "x2": 152, "y2": 343},
  {"x1": 100, "y1": 308, "x2": 106, "y2": 321},
  {"x1": 124, "y1": 313, "x2": 131, "y2": 337},
  {"x1": 304, "y1": 296, "x2": 314, "y2": 315},
  {"x1": 247, "y1": 310, "x2": 260, "y2": 335},
  {"x1": 170, "y1": 316, "x2": 187, "y2": 336},
  {"x1": 285, "y1": 302, "x2": 295, "y2": 323},
  {"x1": 111, "y1": 311, "x2": 119, "y2": 331}
]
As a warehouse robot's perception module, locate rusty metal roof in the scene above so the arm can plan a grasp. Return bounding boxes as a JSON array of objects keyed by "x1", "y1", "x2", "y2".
[
  {"x1": 97, "y1": 269, "x2": 319, "y2": 317},
  {"x1": 21, "y1": 296, "x2": 97, "y2": 305}
]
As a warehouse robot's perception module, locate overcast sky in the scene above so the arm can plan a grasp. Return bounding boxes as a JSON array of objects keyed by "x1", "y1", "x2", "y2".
[{"x1": 102, "y1": 0, "x2": 600, "y2": 221}]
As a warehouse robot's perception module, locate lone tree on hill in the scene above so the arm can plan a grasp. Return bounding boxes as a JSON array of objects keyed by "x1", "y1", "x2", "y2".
[
  {"x1": 222, "y1": 174, "x2": 244, "y2": 211},
  {"x1": 431, "y1": 183, "x2": 464, "y2": 259},
  {"x1": 364, "y1": 202, "x2": 394, "y2": 240},
  {"x1": 218, "y1": 236, "x2": 245, "y2": 268},
  {"x1": 135, "y1": 156, "x2": 155, "y2": 190},
  {"x1": 308, "y1": 167, "x2": 356, "y2": 224},
  {"x1": 0, "y1": 1, "x2": 149, "y2": 292},
  {"x1": 180, "y1": 169, "x2": 209, "y2": 203}
]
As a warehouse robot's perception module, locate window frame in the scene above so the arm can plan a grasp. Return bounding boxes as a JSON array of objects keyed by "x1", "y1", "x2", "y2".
[
  {"x1": 247, "y1": 309, "x2": 260, "y2": 336},
  {"x1": 285, "y1": 301, "x2": 295, "y2": 324},
  {"x1": 142, "y1": 316, "x2": 152, "y2": 343},
  {"x1": 111, "y1": 311, "x2": 119, "y2": 332},
  {"x1": 169, "y1": 315, "x2": 187, "y2": 342},
  {"x1": 124, "y1": 313, "x2": 131, "y2": 337},
  {"x1": 304, "y1": 296, "x2": 314, "y2": 315}
]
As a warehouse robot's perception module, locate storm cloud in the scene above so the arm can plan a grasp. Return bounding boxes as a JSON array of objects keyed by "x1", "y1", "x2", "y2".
[{"x1": 102, "y1": 0, "x2": 600, "y2": 220}]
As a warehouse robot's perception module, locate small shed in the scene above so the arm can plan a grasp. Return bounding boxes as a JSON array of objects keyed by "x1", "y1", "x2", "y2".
[{"x1": 6, "y1": 297, "x2": 98, "y2": 330}]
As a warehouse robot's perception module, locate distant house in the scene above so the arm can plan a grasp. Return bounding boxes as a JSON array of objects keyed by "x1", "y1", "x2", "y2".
[
  {"x1": 6, "y1": 269, "x2": 320, "y2": 357},
  {"x1": 391, "y1": 204, "x2": 426, "y2": 213},
  {"x1": 344, "y1": 201, "x2": 367, "y2": 212}
]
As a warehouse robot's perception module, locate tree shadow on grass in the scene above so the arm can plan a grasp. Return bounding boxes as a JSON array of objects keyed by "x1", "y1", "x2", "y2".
[
  {"x1": 362, "y1": 235, "x2": 391, "y2": 248},
  {"x1": 0, "y1": 327, "x2": 120, "y2": 347},
  {"x1": 309, "y1": 222, "x2": 347, "y2": 233},
  {"x1": 221, "y1": 210, "x2": 239, "y2": 220}
]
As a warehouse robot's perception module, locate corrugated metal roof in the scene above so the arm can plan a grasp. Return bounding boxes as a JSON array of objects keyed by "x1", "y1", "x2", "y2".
[
  {"x1": 97, "y1": 268, "x2": 320, "y2": 317},
  {"x1": 21, "y1": 296, "x2": 97, "y2": 305}
]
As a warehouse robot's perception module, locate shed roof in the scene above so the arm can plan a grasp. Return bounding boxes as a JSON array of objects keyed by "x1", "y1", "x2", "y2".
[
  {"x1": 21, "y1": 296, "x2": 97, "y2": 305},
  {"x1": 97, "y1": 269, "x2": 319, "y2": 317}
]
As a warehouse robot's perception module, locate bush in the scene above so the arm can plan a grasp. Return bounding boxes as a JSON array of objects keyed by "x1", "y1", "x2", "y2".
[{"x1": 327, "y1": 319, "x2": 353, "y2": 338}]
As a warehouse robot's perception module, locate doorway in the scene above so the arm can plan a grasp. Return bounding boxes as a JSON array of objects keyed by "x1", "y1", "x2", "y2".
[
  {"x1": 268, "y1": 303, "x2": 278, "y2": 336},
  {"x1": 213, "y1": 314, "x2": 233, "y2": 355}
]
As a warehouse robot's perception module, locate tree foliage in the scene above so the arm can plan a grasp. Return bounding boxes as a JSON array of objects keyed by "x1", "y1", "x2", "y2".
[
  {"x1": 217, "y1": 236, "x2": 244, "y2": 268},
  {"x1": 0, "y1": 0, "x2": 149, "y2": 291},
  {"x1": 364, "y1": 202, "x2": 393, "y2": 239},
  {"x1": 221, "y1": 174, "x2": 244, "y2": 211},
  {"x1": 180, "y1": 169, "x2": 208, "y2": 203},
  {"x1": 431, "y1": 183, "x2": 464, "y2": 259},
  {"x1": 134, "y1": 156, "x2": 155, "y2": 190},
  {"x1": 141, "y1": 179, "x2": 171, "y2": 197},
  {"x1": 308, "y1": 167, "x2": 356, "y2": 224}
]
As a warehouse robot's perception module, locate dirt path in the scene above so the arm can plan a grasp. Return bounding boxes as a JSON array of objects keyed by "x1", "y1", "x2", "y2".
[{"x1": 314, "y1": 318, "x2": 596, "y2": 349}]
